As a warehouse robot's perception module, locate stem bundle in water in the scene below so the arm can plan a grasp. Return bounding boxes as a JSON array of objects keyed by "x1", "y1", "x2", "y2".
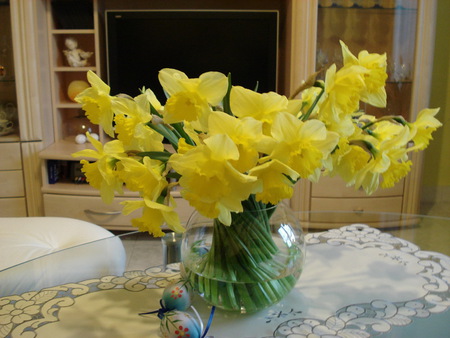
[{"x1": 183, "y1": 201, "x2": 304, "y2": 313}]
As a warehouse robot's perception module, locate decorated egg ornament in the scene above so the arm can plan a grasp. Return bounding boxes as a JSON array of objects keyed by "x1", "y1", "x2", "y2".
[
  {"x1": 160, "y1": 310, "x2": 201, "y2": 338},
  {"x1": 140, "y1": 281, "x2": 215, "y2": 338},
  {"x1": 162, "y1": 282, "x2": 191, "y2": 311}
]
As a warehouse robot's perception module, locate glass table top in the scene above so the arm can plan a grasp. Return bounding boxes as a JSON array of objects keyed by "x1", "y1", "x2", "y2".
[{"x1": 0, "y1": 211, "x2": 449, "y2": 337}]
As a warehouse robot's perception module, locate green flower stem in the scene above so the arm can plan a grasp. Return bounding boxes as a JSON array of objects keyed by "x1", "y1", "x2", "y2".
[{"x1": 186, "y1": 202, "x2": 300, "y2": 312}]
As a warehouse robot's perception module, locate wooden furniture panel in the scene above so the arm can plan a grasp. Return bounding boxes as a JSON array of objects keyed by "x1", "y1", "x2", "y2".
[
  {"x1": 310, "y1": 196, "x2": 403, "y2": 216},
  {"x1": 0, "y1": 198, "x2": 27, "y2": 217},
  {"x1": 0, "y1": 171, "x2": 25, "y2": 197},
  {"x1": 311, "y1": 176, "x2": 404, "y2": 198},
  {"x1": 43, "y1": 193, "x2": 195, "y2": 230},
  {"x1": 0, "y1": 143, "x2": 22, "y2": 170}
]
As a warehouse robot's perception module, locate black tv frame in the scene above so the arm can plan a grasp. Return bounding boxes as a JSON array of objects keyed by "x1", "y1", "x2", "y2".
[{"x1": 106, "y1": 10, "x2": 279, "y2": 100}]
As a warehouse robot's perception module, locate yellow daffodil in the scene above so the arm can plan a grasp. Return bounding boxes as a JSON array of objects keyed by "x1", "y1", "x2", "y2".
[
  {"x1": 117, "y1": 157, "x2": 168, "y2": 200},
  {"x1": 121, "y1": 197, "x2": 183, "y2": 236},
  {"x1": 408, "y1": 108, "x2": 442, "y2": 151},
  {"x1": 268, "y1": 112, "x2": 339, "y2": 181},
  {"x1": 208, "y1": 111, "x2": 273, "y2": 172},
  {"x1": 317, "y1": 64, "x2": 366, "y2": 137},
  {"x1": 328, "y1": 138, "x2": 372, "y2": 185},
  {"x1": 169, "y1": 134, "x2": 261, "y2": 225},
  {"x1": 158, "y1": 68, "x2": 228, "y2": 130},
  {"x1": 353, "y1": 127, "x2": 411, "y2": 194},
  {"x1": 340, "y1": 40, "x2": 387, "y2": 108},
  {"x1": 72, "y1": 133, "x2": 127, "y2": 203},
  {"x1": 75, "y1": 70, "x2": 116, "y2": 137},
  {"x1": 113, "y1": 95, "x2": 164, "y2": 151},
  {"x1": 230, "y1": 86, "x2": 290, "y2": 132},
  {"x1": 249, "y1": 159, "x2": 299, "y2": 204}
]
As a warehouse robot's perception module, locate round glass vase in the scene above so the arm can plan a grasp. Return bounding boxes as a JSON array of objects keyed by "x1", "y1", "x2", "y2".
[{"x1": 181, "y1": 201, "x2": 306, "y2": 313}]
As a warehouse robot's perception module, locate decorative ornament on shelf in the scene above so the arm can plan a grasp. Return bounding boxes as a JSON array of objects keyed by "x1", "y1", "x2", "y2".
[
  {"x1": 72, "y1": 41, "x2": 441, "y2": 312},
  {"x1": 68, "y1": 80, "x2": 90, "y2": 102},
  {"x1": 63, "y1": 37, "x2": 93, "y2": 67}
]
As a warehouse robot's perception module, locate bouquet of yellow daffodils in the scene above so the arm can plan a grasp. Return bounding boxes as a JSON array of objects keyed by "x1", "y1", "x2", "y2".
[
  {"x1": 73, "y1": 41, "x2": 440, "y2": 237},
  {"x1": 73, "y1": 41, "x2": 440, "y2": 312}
]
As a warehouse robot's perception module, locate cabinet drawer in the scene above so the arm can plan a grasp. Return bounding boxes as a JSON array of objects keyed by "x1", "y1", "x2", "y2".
[
  {"x1": 311, "y1": 176, "x2": 404, "y2": 198},
  {"x1": 0, "y1": 143, "x2": 22, "y2": 170},
  {"x1": 0, "y1": 197, "x2": 27, "y2": 217},
  {"x1": 44, "y1": 194, "x2": 139, "y2": 229},
  {"x1": 0, "y1": 170, "x2": 25, "y2": 197},
  {"x1": 43, "y1": 194, "x2": 195, "y2": 230},
  {"x1": 309, "y1": 196, "x2": 403, "y2": 224}
]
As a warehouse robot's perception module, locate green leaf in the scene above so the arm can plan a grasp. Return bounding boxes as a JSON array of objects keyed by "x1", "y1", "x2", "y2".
[
  {"x1": 223, "y1": 73, "x2": 233, "y2": 116},
  {"x1": 136, "y1": 151, "x2": 172, "y2": 162}
]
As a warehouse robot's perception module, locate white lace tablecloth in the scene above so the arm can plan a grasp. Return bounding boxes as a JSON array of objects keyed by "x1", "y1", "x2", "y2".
[{"x1": 1, "y1": 224, "x2": 449, "y2": 338}]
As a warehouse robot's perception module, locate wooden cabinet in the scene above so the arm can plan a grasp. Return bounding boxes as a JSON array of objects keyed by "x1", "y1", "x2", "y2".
[
  {"x1": 35, "y1": 0, "x2": 436, "y2": 230},
  {"x1": 288, "y1": 0, "x2": 437, "y2": 227},
  {"x1": 0, "y1": 143, "x2": 26, "y2": 216},
  {"x1": 1, "y1": 1, "x2": 50, "y2": 217}
]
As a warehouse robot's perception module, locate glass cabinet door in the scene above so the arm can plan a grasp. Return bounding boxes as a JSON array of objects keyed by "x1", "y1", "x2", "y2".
[
  {"x1": 316, "y1": 0, "x2": 418, "y2": 119},
  {"x1": 0, "y1": 0, "x2": 18, "y2": 139}
]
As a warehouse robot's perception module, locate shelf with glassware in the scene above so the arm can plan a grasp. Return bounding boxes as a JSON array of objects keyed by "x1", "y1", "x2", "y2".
[{"x1": 288, "y1": 0, "x2": 436, "y2": 227}]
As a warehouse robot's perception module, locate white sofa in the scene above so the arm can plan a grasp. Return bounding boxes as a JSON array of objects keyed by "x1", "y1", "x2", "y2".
[{"x1": 0, "y1": 217, "x2": 126, "y2": 296}]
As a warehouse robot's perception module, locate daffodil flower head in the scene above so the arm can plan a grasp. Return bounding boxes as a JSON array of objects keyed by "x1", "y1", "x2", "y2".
[
  {"x1": 158, "y1": 68, "x2": 228, "y2": 130},
  {"x1": 230, "y1": 86, "x2": 290, "y2": 133},
  {"x1": 269, "y1": 112, "x2": 339, "y2": 179},
  {"x1": 113, "y1": 96, "x2": 164, "y2": 151},
  {"x1": 75, "y1": 70, "x2": 116, "y2": 137},
  {"x1": 117, "y1": 157, "x2": 168, "y2": 200},
  {"x1": 340, "y1": 40, "x2": 387, "y2": 108},
  {"x1": 249, "y1": 159, "x2": 299, "y2": 204},
  {"x1": 121, "y1": 197, "x2": 183, "y2": 236},
  {"x1": 408, "y1": 108, "x2": 442, "y2": 151},
  {"x1": 208, "y1": 111, "x2": 273, "y2": 172},
  {"x1": 72, "y1": 133, "x2": 127, "y2": 203},
  {"x1": 169, "y1": 134, "x2": 261, "y2": 225}
]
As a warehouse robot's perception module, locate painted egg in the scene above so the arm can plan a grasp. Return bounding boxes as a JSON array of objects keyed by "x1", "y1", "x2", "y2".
[
  {"x1": 162, "y1": 283, "x2": 191, "y2": 311},
  {"x1": 160, "y1": 310, "x2": 201, "y2": 338},
  {"x1": 75, "y1": 134, "x2": 87, "y2": 144},
  {"x1": 67, "y1": 80, "x2": 90, "y2": 102}
]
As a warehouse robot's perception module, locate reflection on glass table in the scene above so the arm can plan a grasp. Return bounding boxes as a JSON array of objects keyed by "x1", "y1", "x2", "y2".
[{"x1": 0, "y1": 212, "x2": 449, "y2": 337}]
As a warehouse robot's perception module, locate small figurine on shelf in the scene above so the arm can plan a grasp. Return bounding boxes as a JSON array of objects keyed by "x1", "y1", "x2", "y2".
[{"x1": 63, "y1": 37, "x2": 93, "y2": 67}]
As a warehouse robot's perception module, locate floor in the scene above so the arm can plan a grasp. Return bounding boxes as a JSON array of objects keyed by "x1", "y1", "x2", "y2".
[{"x1": 117, "y1": 201, "x2": 450, "y2": 271}]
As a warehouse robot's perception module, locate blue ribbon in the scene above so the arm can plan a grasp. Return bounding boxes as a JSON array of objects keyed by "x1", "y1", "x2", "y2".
[
  {"x1": 201, "y1": 305, "x2": 215, "y2": 338},
  {"x1": 139, "y1": 299, "x2": 169, "y2": 320}
]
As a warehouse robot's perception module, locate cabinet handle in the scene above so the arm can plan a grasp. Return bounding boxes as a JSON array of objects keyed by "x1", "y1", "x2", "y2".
[
  {"x1": 84, "y1": 209, "x2": 122, "y2": 216},
  {"x1": 353, "y1": 208, "x2": 364, "y2": 214}
]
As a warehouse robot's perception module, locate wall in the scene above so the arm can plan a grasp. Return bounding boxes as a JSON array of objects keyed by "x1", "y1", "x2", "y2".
[{"x1": 421, "y1": 0, "x2": 450, "y2": 205}]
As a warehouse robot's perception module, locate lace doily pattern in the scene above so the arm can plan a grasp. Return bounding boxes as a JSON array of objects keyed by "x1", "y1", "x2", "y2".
[
  {"x1": 0, "y1": 265, "x2": 180, "y2": 338},
  {"x1": 273, "y1": 224, "x2": 450, "y2": 337}
]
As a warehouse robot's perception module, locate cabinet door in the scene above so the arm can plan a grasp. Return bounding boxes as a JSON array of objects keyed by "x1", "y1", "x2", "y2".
[
  {"x1": 290, "y1": 0, "x2": 437, "y2": 221},
  {"x1": 0, "y1": 170, "x2": 24, "y2": 197},
  {"x1": 0, "y1": 198, "x2": 27, "y2": 217},
  {"x1": 0, "y1": 143, "x2": 22, "y2": 170}
]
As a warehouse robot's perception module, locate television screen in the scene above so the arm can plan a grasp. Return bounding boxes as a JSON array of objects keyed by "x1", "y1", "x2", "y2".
[{"x1": 106, "y1": 10, "x2": 279, "y2": 101}]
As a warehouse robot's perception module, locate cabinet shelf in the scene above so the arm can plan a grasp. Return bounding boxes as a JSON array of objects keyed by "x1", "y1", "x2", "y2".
[
  {"x1": 54, "y1": 66, "x2": 96, "y2": 72},
  {"x1": 56, "y1": 102, "x2": 81, "y2": 109},
  {"x1": 42, "y1": 182, "x2": 140, "y2": 197},
  {"x1": 40, "y1": 138, "x2": 96, "y2": 161},
  {"x1": 0, "y1": 77, "x2": 15, "y2": 83},
  {"x1": 0, "y1": 134, "x2": 20, "y2": 142},
  {"x1": 51, "y1": 29, "x2": 95, "y2": 34}
]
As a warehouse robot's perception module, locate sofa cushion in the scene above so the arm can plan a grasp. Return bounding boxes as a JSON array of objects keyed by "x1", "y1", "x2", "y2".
[{"x1": 0, "y1": 217, "x2": 126, "y2": 295}]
